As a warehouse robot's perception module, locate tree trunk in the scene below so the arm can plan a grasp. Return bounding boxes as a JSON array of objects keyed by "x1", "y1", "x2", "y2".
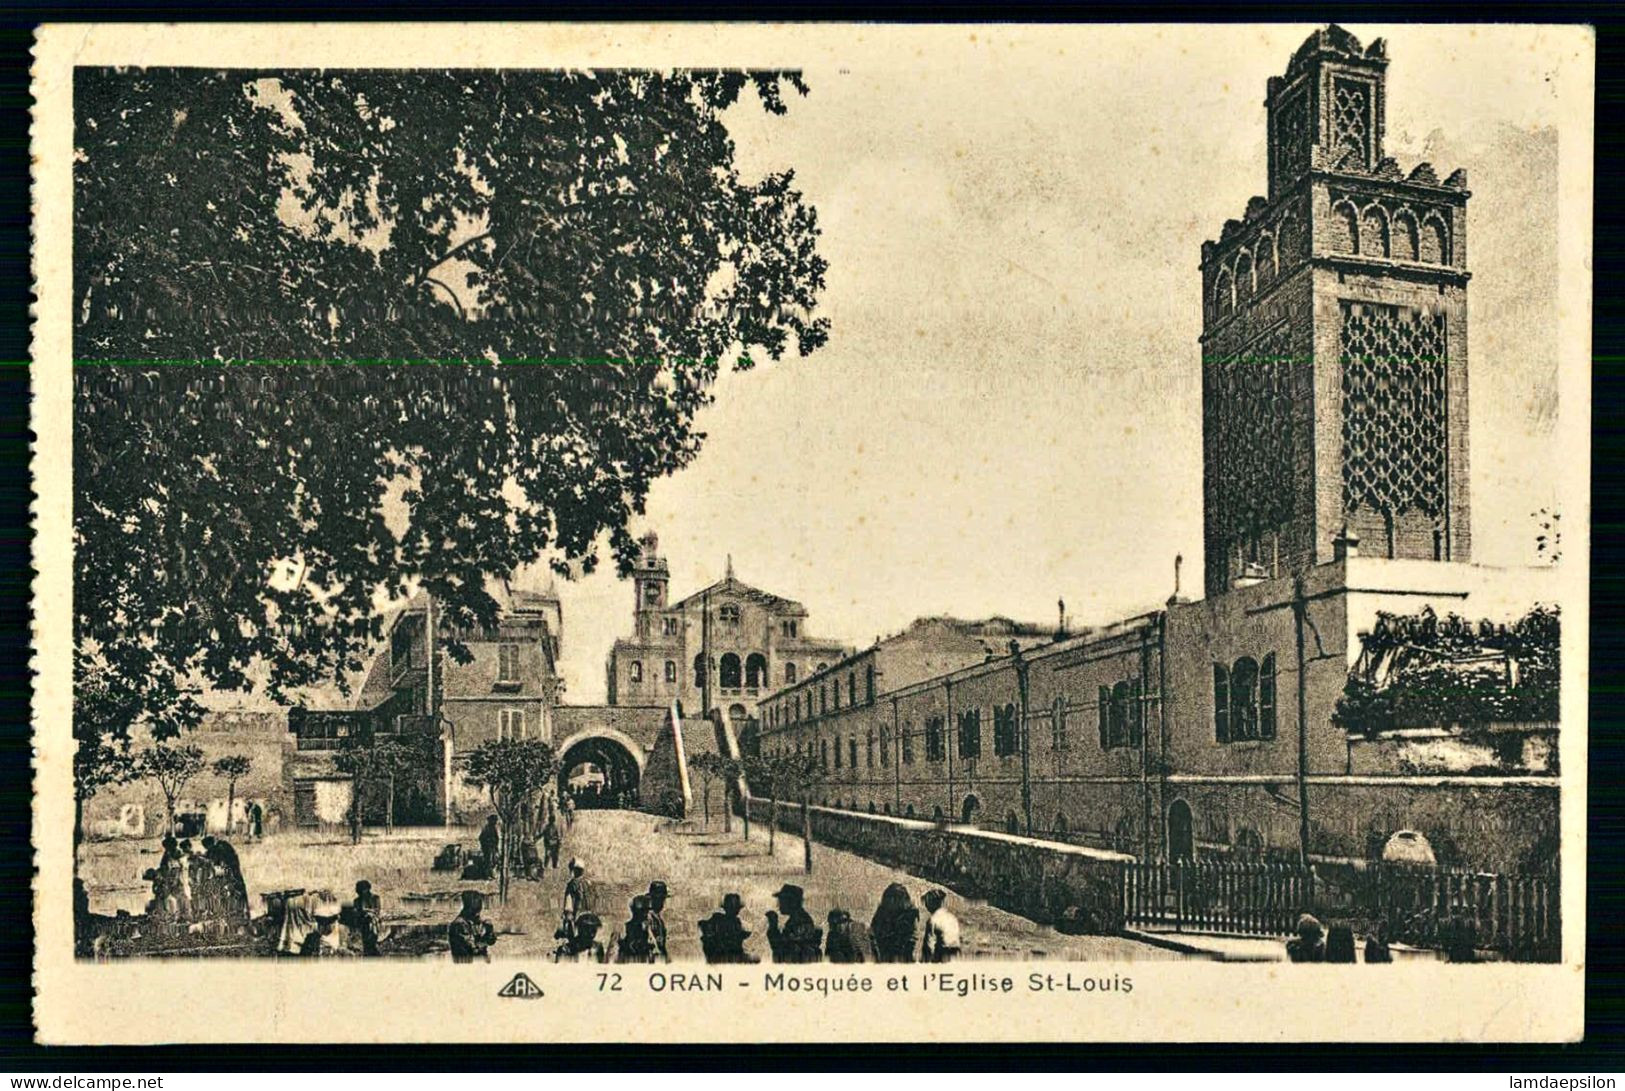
[
  {"x1": 703, "y1": 783, "x2": 711, "y2": 827},
  {"x1": 768, "y1": 793, "x2": 778, "y2": 854},
  {"x1": 226, "y1": 781, "x2": 237, "y2": 835},
  {"x1": 722, "y1": 784, "x2": 732, "y2": 834},
  {"x1": 742, "y1": 786, "x2": 750, "y2": 842},
  {"x1": 800, "y1": 794, "x2": 812, "y2": 874},
  {"x1": 499, "y1": 817, "x2": 511, "y2": 903},
  {"x1": 350, "y1": 783, "x2": 364, "y2": 844},
  {"x1": 166, "y1": 795, "x2": 178, "y2": 838}
]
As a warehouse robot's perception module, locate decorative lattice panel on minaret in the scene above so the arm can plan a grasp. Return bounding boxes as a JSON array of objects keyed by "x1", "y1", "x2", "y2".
[
  {"x1": 1209, "y1": 324, "x2": 1299, "y2": 543},
  {"x1": 1331, "y1": 79, "x2": 1371, "y2": 165},
  {"x1": 1274, "y1": 89, "x2": 1311, "y2": 187},
  {"x1": 1339, "y1": 301, "x2": 1448, "y2": 518}
]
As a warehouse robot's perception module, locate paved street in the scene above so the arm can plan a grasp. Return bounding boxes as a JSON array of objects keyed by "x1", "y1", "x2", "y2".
[{"x1": 80, "y1": 809, "x2": 1183, "y2": 962}]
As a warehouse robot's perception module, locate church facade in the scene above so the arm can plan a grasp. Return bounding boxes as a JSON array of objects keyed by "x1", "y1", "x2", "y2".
[
  {"x1": 755, "y1": 26, "x2": 1560, "y2": 874},
  {"x1": 605, "y1": 533, "x2": 849, "y2": 721}
]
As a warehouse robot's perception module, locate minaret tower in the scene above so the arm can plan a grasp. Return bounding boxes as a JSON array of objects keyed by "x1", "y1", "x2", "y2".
[{"x1": 1200, "y1": 25, "x2": 1472, "y2": 597}]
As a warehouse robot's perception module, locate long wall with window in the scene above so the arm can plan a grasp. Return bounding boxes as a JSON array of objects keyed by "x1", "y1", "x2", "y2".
[
  {"x1": 753, "y1": 556, "x2": 1561, "y2": 871},
  {"x1": 758, "y1": 614, "x2": 1165, "y2": 851}
]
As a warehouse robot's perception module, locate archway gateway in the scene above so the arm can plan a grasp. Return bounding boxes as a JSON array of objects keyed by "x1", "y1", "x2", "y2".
[{"x1": 557, "y1": 736, "x2": 642, "y2": 810}]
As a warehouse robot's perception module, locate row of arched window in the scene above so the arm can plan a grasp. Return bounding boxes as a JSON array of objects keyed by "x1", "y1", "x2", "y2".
[
  {"x1": 1327, "y1": 200, "x2": 1449, "y2": 264},
  {"x1": 1210, "y1": 203, "x2": 1452, "y2": 323},
  {"x1": 1211, "y1": 215, "x2": 1301, "y2": 321}
]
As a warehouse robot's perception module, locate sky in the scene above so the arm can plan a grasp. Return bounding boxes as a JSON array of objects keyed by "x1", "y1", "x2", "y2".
[
  {"x1": 507, "y1": 24, "x2": 1579, "y2": 706},
  {"x1": 206, "y1": 24, "x2": 1575, "y2": 711}
]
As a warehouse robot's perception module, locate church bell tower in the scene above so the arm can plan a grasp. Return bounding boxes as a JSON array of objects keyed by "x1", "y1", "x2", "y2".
[
  {"x1": 632, "y1": 531, "x2": 669, "y2": 625},
  {"x1": 1200, "y1": 25, "x2": 1472, "y2": 598}
]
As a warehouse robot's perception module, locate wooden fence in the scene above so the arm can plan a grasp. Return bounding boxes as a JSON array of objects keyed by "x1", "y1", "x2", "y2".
[{"x1": 1120, "y1": 858, "x2": 1559, "y2": 959}]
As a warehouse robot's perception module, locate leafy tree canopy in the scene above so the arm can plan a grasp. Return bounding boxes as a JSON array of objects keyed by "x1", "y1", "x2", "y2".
[{"x1": 73, "y1": 67, "x2": 828, "y2": 750}]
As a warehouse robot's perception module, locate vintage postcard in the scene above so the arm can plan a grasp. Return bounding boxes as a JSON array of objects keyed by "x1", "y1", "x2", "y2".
[{"x1": 30, "y1": 22, "x2": 1592, "y2": 1044}]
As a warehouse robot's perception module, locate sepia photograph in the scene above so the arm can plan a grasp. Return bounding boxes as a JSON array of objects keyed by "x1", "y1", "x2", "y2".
[{"x1": 29, "y1": 20, "x2": 1592, "y2": 1043}]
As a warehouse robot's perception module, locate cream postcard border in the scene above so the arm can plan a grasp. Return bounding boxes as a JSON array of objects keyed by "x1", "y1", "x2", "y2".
[{"x1": 30, "y1": 22, "x2": 1594, "y2": 1045}]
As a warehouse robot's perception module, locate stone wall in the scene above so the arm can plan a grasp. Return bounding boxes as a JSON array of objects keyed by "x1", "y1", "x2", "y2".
[{"x1": 745, "y1": 796, "x2": 1134, "y2": 932}]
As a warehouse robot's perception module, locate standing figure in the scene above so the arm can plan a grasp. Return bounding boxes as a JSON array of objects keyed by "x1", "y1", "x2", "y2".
[
  {"x1": 920, "y1": 889, "x2": 961, "y2": 963},
  {"x1": 351, "y1": 880, "x2": 383, "y2": 957},
  {"x1": 540, "y1": 814, "x2": 562, "y2": 872},
  {"x1": 645, "y1": 881, "x2": 671, "y2": 962},
  {"x1": 201, "y1": 835, "x2": 248, "y2": 920},
  {"x1": 561, "y1": 858, "x2": 593, "y2": 937},
  {"x1": 553, "y1": 913, "x2": 608, "y2": 963},
  {"x1": 1286, "y1": 914, "x2": 1326, "y2": 963},
  {"x1": 699, "y1": 894, "x2": 756, "y2": 964},
  {"x1": 560, "y1": 792, "x2": 576, "y2": 830},
  {"x1": 617, "y1": 895, "x2": 657, "y2": 963},
  {"x1": 825, "y1": 909, "x2": 871, "y2": 963},
  {"x1": 1364, "y1": 924, "x2": 1393, "y2": 964},
  {"x1": 765, "y1": 884, "x2": 822, "y2": 963},
  {"x1": 178, "y1": 840, "x2": 207, "y2": 918},
  {"x1": 478, "y1": 815, "x2": 502, "y2": 878},
  {"x1": 1325, "y1": 924, "x2": 1358, "y2": 964},
  {"x1": 448, "y1": 890, "x2": 497, "y2": 963},
  {"x1": 869, "y1": 883, "x2": 920, "y2": 963}
]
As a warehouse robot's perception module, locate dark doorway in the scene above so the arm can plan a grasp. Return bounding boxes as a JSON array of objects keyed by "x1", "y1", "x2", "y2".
[
  {"x1": 1167, "y1": 799, "x2": 1194, "y2": 860},
  {"x1": 558, "y1": 736, "x2": 641, "y2": 811},
  {"x1": 961, "y1": 794, "x2": 981, "y2": 825}
]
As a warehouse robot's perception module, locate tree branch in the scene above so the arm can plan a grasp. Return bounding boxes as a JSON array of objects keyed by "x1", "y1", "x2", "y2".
[
  {"x1": 422, "y1": 276, "x2": 467, "y2": 321},
  {"x1": 413, "y1": 232, "x2": 492, "y2": 287}
]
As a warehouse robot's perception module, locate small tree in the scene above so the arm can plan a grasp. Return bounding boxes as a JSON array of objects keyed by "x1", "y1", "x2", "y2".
[
  {"x1": 463, "y1": 738, "x2": 559, "y2": 903},
  {"x1": 211, "y1": 754, "x2": 253, "y2": 834},
  {"x1": 74, "y1": 735, "x2": 136, "y2": 852},
  {"x1": 334, "y1": 728, "x2": 436, "y2": 843},
  {"x1": 718, "y1": 755, "x2": 751, "y2": 842},
  {"x1": 776, "y1": 751, "x2": 826, "y2": 874},
  {"x1": 743, "y1": 754, "x2": 786, "y2": 855},
  {"x1": 689, "y1": 751, "x2": 723, "y2": 828},
  {"x1": 138, "y1": 744, "x2": 205, "y2": 837}
]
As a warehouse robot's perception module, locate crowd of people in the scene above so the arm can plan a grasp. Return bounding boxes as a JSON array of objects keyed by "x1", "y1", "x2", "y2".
[
  {"x1": 141, "y1": 834, "x2": 249, "y2": 925},
  {"x1": 535, "y1": 866, "x2": 966, "y2": 965},
  {"x1": 1285, "y1": 914, "x2": 1394, "y2": 963}
]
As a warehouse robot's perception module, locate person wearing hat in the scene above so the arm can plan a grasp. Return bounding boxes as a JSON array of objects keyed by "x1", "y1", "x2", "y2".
[
  {"x1": 617, "y1": 895, "x2": 657, "y2": 963},
  {"x1": 699, "y1": 893, "x2": 756, "y2": 964},
  {"x1": 300, "y1": 898, "x2": 351, "y2": 957},
  {"x1": 646, "y1": 881, "x2": 671, "y2": 963},
  {"x1": 553, "y1": 912, "x2": 607, "y2": 963},
  {"x1": 766, "y1": 884, "x2": 822, "y2": 964},
  {"x1": 449, "y1": 890, "x2": 497, "y2": 963},
  {"x1": 920, "y1": 889, "x2": 961, "y2": 963},
  {"x1": 351, "y1": 879, "x2": 382, "y2": 957},
  {"x1": 825, "y1": 908, "x2": 872, "y2": 963},
  {"x1": 1285, "y1": 913, "x2": 1326, "y2": 963}
]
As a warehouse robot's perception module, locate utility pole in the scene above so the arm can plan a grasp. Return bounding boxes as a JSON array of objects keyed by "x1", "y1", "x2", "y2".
[
  {"x1": 426, "y1": 590, "x2": 450, "y2": 828},
  {"x1": 1292, "y1": 575, "x2": 1312, "y2": 877},
  {"x1": 1012, "y1": 640, "x2": 1032, "y2": 837},
  {"x1": 701, "y1": 587, "x2": 712, "y2": 718}
]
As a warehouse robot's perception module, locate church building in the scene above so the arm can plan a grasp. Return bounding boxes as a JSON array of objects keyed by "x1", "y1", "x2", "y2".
[{"x1": 605, "y1": 533, "x2": 849, "y2": 723}]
